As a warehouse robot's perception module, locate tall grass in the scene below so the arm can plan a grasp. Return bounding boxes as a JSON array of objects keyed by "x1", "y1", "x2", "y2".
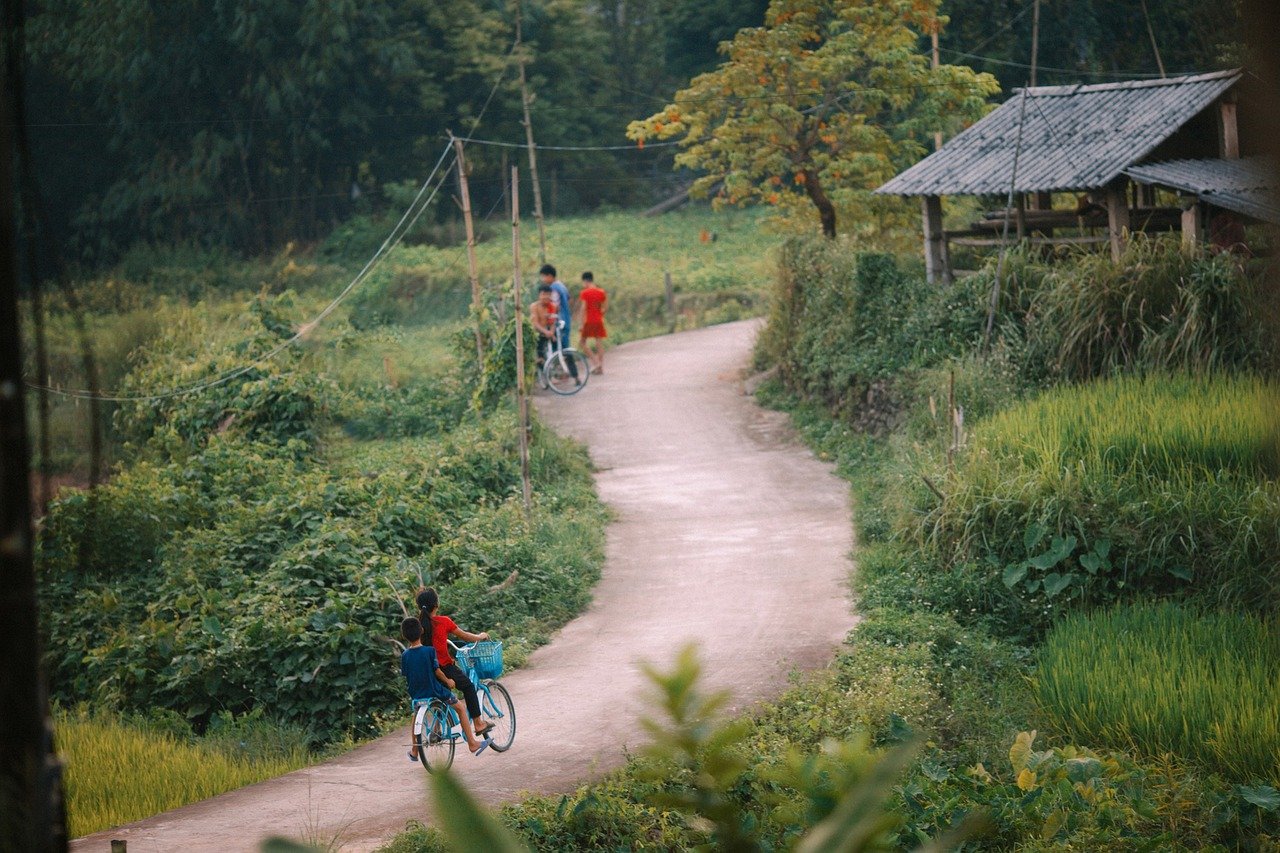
[
  {"x1": 58, "y1": 707, "x2": 310, "y2": 837},
  {"x1": 974, "y1": 373, "x2": 1279, "y2": 481},
  {"x1": 931, "y1": 373, "x2": 1280, "y2": 617},
  {"x1": 1037, "y1": 602, "x2": 1280, "y2": 783},
  {"x1": 1014, "y1": 237, "x2": 1275, "y2": 379}
]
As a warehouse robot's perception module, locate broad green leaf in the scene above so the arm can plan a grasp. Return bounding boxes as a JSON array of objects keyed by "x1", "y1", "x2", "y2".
[
  {"x1": 1002, "y1": 563, "x2": 1029, "y2": 589},
  {"x1": 1042, "y1": 573, "x2": 1076, "y2": 598},
  {"x1": 1078, "y1": 552, "x2": 1101, "y2": 575},
  {"x1": 1023, "y1": 521, "x2": 1048, "y2": 552},
  {"x1": 1238, "y1": 785, "x2": 1280, "y2": 811},
  {"x1": 1168, "y1": 565, "x2": 1193, "y2": 581}
]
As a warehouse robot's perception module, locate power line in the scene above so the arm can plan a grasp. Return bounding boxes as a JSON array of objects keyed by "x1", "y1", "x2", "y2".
[
  {"x1": 456, "y1": 135, "x2": 679, "y2": 151},
  {"x1": 27, "y1": 142, "x2": 457, "y2": 402},
  {"x1": 939, "y1": 46, "x2": 1177, "y2": 79}
]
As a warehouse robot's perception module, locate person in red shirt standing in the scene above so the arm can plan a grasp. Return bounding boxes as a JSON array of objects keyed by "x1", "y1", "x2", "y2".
[
  {"x1": 415, "y1": 586, "x2": 495, "y2": 738},
  {"x1": 577, "y1": 271, "x2": 608, "y2": 375}
]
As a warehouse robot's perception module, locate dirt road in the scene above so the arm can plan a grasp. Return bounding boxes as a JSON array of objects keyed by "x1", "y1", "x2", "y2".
[{"x1": 71, "y1": 319, "x2": 855, "y2": 852}]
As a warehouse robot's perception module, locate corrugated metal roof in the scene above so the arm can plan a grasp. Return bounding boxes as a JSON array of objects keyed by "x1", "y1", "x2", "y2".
[
  {"x1": 1125, "y1": 157, "x2": 1280, "y2": 224},
  {"x1": 877, "y1": 69, "x2": 1241, "y2": 196}
]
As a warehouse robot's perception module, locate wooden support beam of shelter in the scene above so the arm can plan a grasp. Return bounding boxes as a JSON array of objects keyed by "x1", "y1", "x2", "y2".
[
  {"x1": 1219, "y1": 94, "x2": 1240, "y2": 159},
  {"x1": 921, "y1": 195, "x2": 950, "y2": 283},
  {"x1": 1105, "y1": 181, "x2": 1131, "y2": 261},
  {"x1": 1180, "y1": 196, "x2": 1204, "y2": 252}
]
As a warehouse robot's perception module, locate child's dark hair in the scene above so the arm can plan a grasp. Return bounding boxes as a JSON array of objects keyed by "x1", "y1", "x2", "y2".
[
  {"x1": 539, "y1": 263, "x2": 557, "y2": 278},
  {"x1": 581, "y1": 271, "x2": 593, "y2": 282},
  {"x1": 537, "y1": 284, "x2": 553, "y2": 294},
  {"x1": 415, "y1": 586, "x2": 440, "y2": 641},
  {"x1": 401, "y1": 617, "x2": 423, "y2": 642}
]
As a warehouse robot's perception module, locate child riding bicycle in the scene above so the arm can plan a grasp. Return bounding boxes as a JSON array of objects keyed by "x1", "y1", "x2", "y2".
[{"x1": 400, "y1": 617, "x2": 489, "y2": 761}]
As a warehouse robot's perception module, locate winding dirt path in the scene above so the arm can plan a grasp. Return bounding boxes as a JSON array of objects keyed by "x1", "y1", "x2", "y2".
[{"x1": 72, "y1": 319, "x2": 856, "y2": 852}]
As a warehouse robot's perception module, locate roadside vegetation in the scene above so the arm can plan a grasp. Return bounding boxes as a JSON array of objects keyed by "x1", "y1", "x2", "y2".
[
  {"x1": 32, "y1": 202, "x2": 781, "y2": 837},
  {"x1": 380, "y1": 235, "x2": 1279, "y2": 851}
]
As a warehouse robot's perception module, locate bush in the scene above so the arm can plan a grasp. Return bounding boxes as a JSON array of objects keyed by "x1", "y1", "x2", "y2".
[
  {"x1": 112, "y1": 293, "x2": 333, "y2": 452},
  {"x1": 39, "y1": 407, "x2": 606, "y2": 745},
  {"x1": 925, "y1": 374, "x2": 1280, "y2": 625},
  {"x1": 1018, "y1": 237, "x2": 1276, "y2": 380},
  {"x1": 1038, "y1": 603, "x2": 1280, "y2": 783}
]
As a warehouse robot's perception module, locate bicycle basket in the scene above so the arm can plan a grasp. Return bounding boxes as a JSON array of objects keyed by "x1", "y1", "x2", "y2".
[{"x1": 460, "y1": 641, "x2": 503, "y2": 680}]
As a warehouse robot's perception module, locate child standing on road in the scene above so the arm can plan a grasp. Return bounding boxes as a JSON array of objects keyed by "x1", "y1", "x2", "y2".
[
  {"x1": 401, "y1": 617, "x2": 489, "y2": 761},
  {"x1": 416, "y1": 587, "x2": 496, "y2": 740},
  {"x1": 577, "y1": 271, "x2": 608, "y2": 374}
]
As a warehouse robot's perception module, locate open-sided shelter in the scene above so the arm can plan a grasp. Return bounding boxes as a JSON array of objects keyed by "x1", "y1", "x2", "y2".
[{"x1": 876, "y1": 69, "x2": 1277, "y2": 281}]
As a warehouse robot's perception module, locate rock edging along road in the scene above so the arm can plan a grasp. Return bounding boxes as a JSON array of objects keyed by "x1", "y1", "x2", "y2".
[{"x1": 72, "y1": 319, "x2": 856, "y2": 852}]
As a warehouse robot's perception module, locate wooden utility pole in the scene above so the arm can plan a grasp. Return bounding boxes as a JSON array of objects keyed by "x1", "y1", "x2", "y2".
[
  {"x1": 450, "y1": 133, "x2": 485, "y2": 367},
  {"x1": 1029, "y1": 0, "x2": 1040, "y2": 87},
  {"x1": 931, "y1": 21, "x2": 944, "y2": 151},
  {"x1": 1, "y1": 2, "x2": 67, "y2": 843},
  {"x1": 515, "y1": 0, "x2": 548, "y2": 264},
  {"x1": 510, "y1": 166, "x2": 532, "y2": 517}
]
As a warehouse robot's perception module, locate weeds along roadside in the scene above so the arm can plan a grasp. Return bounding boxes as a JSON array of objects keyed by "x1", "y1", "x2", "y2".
[
  {"x1": 375, "y1": 237, "x2": 1280, "y2": 851},
  {"x1": 748, "y1": 237, "x2": 1280, "y2": 846},
  {"x1": 35, "y1": 288, "x2": 609, "y2": 837}
]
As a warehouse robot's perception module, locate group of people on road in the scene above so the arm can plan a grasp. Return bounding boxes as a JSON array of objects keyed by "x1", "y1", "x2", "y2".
[{"x1": 529, "y1": 263, "x2": 608, "y2": 379}]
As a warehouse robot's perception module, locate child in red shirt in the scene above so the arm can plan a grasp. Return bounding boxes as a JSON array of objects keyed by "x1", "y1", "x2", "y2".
[
  {"x1": 577, "y1": 271, "x2": 607, "y2": 375},
  {"x1": 415, "y1": 587, "x2": 495, "y2": 738}
]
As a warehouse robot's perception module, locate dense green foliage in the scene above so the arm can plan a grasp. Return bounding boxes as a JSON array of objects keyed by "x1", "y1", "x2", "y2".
[
  {"x1": 38, "y1": 282, "x2": 607, "y2": 747},
  {"x1": 58, "y1": 706, "x2": 310, "y2": 837},
  {"x1": 930, "y1": 374, "x2": 1280, "y2": 620},
  {"x1": 21, "y1": 0, "x2": 772, "y2": 258},
  {"x1": 939, "y1": 0, "x2": 1242, "y2": 91},
  {"x1": 757, "y1": 238, "x2": 1277, "y2": 415},
  {"x1": 1038, "y1": 603, "x2": 1280, "y2": 784}
]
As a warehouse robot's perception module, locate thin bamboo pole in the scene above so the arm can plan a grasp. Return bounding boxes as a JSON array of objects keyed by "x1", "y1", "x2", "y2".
[
  {"x1": 451, "y1": 133, "x2": 485, "y2": 367},
  {"x1": 510, "y1": 166, "x2": 532, "y2": 517},
  {"x1": 515, "y1": 1, "x2": 547, "y2": 264}
]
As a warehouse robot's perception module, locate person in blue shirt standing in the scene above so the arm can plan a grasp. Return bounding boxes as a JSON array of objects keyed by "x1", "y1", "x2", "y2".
[
  {"x1": 401, "y1": 617, "x2": 489, "y2": 761},
  {"x1": 539, "y1": 263, "x2": 580, "y2": 385}
]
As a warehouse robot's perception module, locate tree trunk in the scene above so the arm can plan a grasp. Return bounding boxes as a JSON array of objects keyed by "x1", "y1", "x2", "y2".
[{"x1": 802, "y1": 169, "x2": 837, "y2": 238}]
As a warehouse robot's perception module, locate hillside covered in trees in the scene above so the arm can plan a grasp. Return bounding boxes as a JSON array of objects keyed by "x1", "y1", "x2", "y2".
[{"x1": 21, "y1": 0, "x2": 1241, "y2": 262}]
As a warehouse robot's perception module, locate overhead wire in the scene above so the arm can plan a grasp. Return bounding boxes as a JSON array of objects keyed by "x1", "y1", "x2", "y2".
[
  {"x1": 28, "y1": 37, "x2": 525, "y2": 402},
  {"x1": 28, "y1": 142, "x2": 458, "y2": 402}
]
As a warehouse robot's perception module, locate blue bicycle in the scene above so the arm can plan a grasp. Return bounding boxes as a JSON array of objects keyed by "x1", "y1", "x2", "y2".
[{"x1": 412, "y1": 640, "x2": 516, "y2": 772}]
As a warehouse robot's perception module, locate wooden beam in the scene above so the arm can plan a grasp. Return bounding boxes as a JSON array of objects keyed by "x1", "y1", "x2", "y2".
[
  {"x1": 1105, "y1": 182, "x2": 1131, "y2": 262},
  {"x1": 1181, "y1": 197, "x2": 1203, "y2": 253},
  {"x1": 921, "y1": 195, "x2": 949, "y2": 284},
  {"x1": 1220, "y1": 97, "x2": 1240, "y2": 159},
  {"x1": 1015, "y1": 193, "x2": 1027, "y2": 240}
]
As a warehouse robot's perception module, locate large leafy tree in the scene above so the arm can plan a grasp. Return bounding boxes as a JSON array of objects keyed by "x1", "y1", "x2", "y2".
[
  {"x1": 627, "y1": 0, "x2": 999, "y2": 237},
  {"x1": 27, "y1": 0, "x2": 509, "y2": 251}
]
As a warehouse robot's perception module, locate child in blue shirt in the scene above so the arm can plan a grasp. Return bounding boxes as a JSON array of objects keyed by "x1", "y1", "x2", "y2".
[{"x1": 401, "y1": 617, "x2": 489, "y2": 761}]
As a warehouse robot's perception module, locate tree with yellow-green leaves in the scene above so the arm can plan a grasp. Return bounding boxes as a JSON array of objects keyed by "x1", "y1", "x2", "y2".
[{"x1": 627, "y1": 0, "x2": 999, "y2": 238}]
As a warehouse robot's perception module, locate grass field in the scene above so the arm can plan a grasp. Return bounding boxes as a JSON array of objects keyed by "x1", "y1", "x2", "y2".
[
  {"x1": 1038, "y1": 603, "x2": 1280, "y2": 782},
  {"x1": 58, "y1": 708, "x2": 311, "y2": 837}
]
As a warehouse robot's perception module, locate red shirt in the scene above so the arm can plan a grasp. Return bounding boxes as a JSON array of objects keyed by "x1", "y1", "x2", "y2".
[
  {"x1": 427, "y1": 614, "x2": 458, "y2": 666},
  {"x1": 580, "y1": 286, "x2": 607, "y2": 324}
]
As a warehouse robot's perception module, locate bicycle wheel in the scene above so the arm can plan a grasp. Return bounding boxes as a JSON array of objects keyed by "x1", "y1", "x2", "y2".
[
  {"x1": 545, "y1": 349, "x2": 589, "y2": 396},
  {"x1": 480, "y1": 680, "x2": 516, "y2": 752},
  {"x1": 414, "y1": 701, "x2": 456, "y2": 772}
]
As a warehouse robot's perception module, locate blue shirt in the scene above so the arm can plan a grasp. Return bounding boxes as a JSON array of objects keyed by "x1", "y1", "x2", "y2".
[
  {"x1": 550, "y1": 280, "x2": 572, "y2": 344},
  {"x1": 401, "y1": 645, "x2": 452, "y2": 702}
]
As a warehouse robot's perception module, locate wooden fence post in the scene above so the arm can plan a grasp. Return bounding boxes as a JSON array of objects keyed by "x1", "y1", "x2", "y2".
[{"x1": 664, "y1": 270, "x2": 674, "y2": 331}]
